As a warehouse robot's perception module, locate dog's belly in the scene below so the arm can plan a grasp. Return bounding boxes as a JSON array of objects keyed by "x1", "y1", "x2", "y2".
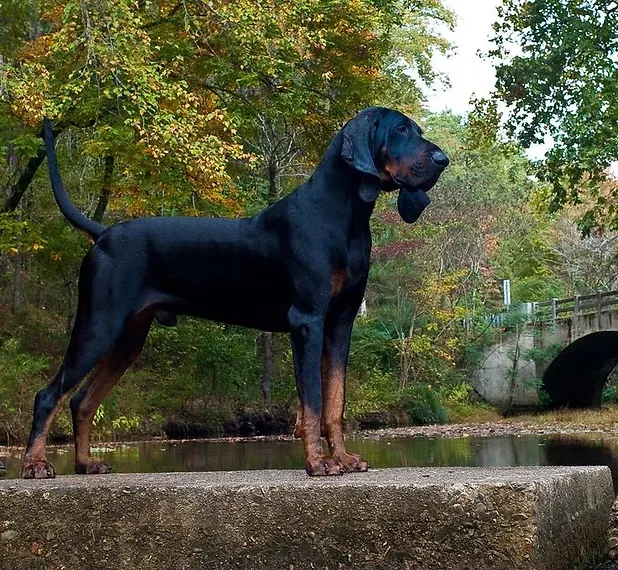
[
  {"x1": 180, "y1": 301, "x2": 293, "y2": 332},
  {"x1": 150, "y1": 258, "x2": 294, "y2": 333}
]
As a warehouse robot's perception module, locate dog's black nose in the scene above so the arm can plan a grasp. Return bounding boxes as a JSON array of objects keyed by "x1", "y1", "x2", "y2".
[{"x1": 431, "y1": 150, "x2": 449, "y2": 168}]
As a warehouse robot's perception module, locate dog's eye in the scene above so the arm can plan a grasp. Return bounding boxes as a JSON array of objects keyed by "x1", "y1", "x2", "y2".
[{"x1": 396, "y1": 126, "x2": 408, "y2": 135}]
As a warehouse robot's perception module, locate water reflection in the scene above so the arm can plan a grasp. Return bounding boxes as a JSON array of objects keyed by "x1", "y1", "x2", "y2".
[
  {"x1": 545, "y1": 438, "x2": 618, "y2": 493},
  {"x1": 1, "y1": 434, "x2": 617, "y2": 489}
]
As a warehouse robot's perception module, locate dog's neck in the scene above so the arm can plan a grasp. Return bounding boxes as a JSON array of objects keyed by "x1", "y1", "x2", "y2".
[{"x1": 307, "y1": 131, "x2": 377, "y2": 222}]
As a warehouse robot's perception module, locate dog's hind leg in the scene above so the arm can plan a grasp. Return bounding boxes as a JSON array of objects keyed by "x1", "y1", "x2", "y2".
[
  {"x1": 22, "y1": 324, "x2": 123, "y2": 478},
  {"x1": 70, "y1": 311, "x2": 153, "y2": 475},
  {"x1": 21, "y1": 303, "x2": 135, "y2": 479},
  {"x1": 22, "y1": 253, "x2": 142, "y2": 478}
]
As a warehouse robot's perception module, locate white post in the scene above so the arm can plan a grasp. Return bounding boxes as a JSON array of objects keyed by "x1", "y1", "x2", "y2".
[
  {"x1": 358, "y1": 298, "x2": 367, "y2": 316},
  {"x1": 503, "y1": 279, "x2": 511, "y2": 308}
]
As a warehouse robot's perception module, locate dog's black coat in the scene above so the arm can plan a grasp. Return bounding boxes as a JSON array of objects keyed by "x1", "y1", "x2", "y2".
[{"x1": 23, "y1": 107, "x2": 448, "y2": 478}]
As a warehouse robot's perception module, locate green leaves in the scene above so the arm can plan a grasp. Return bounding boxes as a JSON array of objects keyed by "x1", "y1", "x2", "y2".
[
  {"x1": 8, "y1": 134, "x2": 43, "y2": 161},
  {"x1": 0, "y1": 0, "x2": 463, "y2": 437},
  {"x1": 2, "y1": 0, "x2": 245, "y2": 216},
  {"x1": 0, "y1": 213, "x2": 45, "y2": 254},
  {"x1": 491, "y1": 0, "x2": 618, "y2": 232}
]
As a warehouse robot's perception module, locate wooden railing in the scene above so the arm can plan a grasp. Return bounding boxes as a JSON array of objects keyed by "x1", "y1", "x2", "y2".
[{"x1": 533, "y1": 290, "x2": 618, "y2": 322}]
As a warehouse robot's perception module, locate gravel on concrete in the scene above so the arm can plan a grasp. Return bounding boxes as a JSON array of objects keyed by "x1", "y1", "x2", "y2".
[{"x1": 0, "y1": 466, "x2": 613, "y2": 570}]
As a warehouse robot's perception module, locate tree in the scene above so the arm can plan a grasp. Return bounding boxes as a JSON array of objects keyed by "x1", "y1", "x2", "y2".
[
  {"x1": 490, "y1": 0, "x2": 618, "y2": 233},
  {"x1": 189, "y1": 0, "x2": 454, "y2": 407},
  {"x1": 0, "y1": 0, "x2": 246, "y2": 218},
  {"x1": 0, "y1": 0, "x2": 456, "y2": 419},
  {"x1": 415, "y1": 106, "x2": 536, "y2": 307},
  {"x1": 0, "y1": 0, "x2": 454, "y2": 219}
]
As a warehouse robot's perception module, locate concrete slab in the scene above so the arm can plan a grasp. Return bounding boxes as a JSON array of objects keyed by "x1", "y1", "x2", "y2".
[{"x1": 0, "y1": 466, "x2": 613, "y2": 570}]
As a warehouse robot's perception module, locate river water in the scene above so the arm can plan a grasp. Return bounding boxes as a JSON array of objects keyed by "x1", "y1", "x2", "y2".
[{"x1": 2, "y1": 433, "x2": 618, "y2": 489}]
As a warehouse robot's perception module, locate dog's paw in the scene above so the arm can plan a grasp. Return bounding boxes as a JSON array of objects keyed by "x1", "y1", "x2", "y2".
[
  {"x1": 22, "y1": 460, "x2": 56, "y2": 479},
  {"x1": 335, "y1": 452, "x2": 369, "y2": 473},
  {"x1": 75, "y1": 458, "x2": 113, "y2": 475},
  {"x1": 305, "y1": 456, "x2": 343, "y2": 476}
]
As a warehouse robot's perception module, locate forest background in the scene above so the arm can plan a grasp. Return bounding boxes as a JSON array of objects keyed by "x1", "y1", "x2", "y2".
[{"x1": 1, "y1": 0, "x2": 617, "y2": 444}]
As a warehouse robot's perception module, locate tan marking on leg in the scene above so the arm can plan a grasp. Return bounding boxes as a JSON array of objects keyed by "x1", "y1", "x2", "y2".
[
  {"x1": 321, "y1": 353, "x2": 346, "y2": 456},
  {"x1": 321, "y1": 348, "x2": 368, "y2": 473},
  {"x1": 73, "y1": 311, "x2": 151, "y2": 473},
  {"x1": 26, "y1": 393, "x2": 67, "y2": 460},
  {"x1": 301, "y1": 405, "x2": 341, "y2": 476},
  {"x1": 293, "y1": 402, "x2": 303, "y2": 438},
  {"x1": 22, "y1": 390, "x2": 71, "y2": 478},
  {"x1": 73, "y1": 356, "x2": 123, "y2": 470},
  {"x1": 302, "y1": 406, "x2": 323, "y2": 460},
  {"x1": 331, "y1": 269, "x2": 347, "y2": 296}
]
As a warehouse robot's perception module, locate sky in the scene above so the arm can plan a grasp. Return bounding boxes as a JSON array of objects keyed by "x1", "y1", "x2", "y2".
[
  {"x1": 423, "y1": 0, "x2": 557, "y2": 160},
  {"x1": 424, "y1": 0, "x2": 502, "y2": 116},
  {"x1": 427, "y1": 1, "x2": 618, "y2": 173}
]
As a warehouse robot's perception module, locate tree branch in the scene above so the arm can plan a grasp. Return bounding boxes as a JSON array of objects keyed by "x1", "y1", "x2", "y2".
[
  {"x1": 92, "y1": 155, "x2": 115, "y2": 223},
  {"x1": 142, "y1": 1, "x2": 184, "y2": 30},
  {"x1": 2, "y1": 125, "x2": 63, "y2": 213}
]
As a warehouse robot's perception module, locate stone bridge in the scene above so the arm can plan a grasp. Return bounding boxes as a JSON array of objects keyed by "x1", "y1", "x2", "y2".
[{"x1": 473, "y1": 291, "x2": 618, "y2": 410}]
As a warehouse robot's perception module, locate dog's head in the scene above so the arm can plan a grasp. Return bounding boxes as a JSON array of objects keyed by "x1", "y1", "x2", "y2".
[{"x1": 341, "y1": 107, "x2": 449, "y2": 223}]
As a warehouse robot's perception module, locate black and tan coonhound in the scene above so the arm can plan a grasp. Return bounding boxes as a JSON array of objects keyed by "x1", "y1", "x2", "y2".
[{"x1": 22, "y1": 107, "x2": 448, "y2": 478}]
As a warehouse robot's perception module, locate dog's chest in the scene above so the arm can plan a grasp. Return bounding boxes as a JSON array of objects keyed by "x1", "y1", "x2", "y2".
[
  {"x1": 332, "y1": 237, "x2": 370, "y2": 295},
  {"x1": 347, "y1": 225, "x2": 371, "y2": 272}
]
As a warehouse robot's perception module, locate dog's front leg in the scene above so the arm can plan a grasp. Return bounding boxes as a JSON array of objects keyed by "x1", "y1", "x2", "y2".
[
  {"x1": 322, "y1": 316, "x2": 369, "y2": 473},
  {"x1": 289, "y1": 310, "x2": 342, "y2": 476}
]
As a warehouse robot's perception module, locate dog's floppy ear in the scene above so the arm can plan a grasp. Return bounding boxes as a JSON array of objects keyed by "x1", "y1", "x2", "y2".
[
  {"x1": 341, "y1": 112, "x2": 382, "y2": 203},
  {"x1": 397, "y1": 188, "x2": 430, "y2": 224}
]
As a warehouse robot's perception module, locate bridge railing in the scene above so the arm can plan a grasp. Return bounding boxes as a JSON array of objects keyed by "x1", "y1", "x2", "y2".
[{"x1": 533, "y1": 290, "x2": 618, "y2": 322}]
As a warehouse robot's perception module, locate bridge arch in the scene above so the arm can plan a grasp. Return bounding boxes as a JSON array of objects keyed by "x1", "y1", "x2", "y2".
[{"x1": 543, "y1": 331, "x2": 618, "y2": 408}]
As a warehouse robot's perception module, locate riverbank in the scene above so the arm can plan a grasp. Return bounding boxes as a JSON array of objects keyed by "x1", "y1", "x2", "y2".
[
  {"x1": 366, "y1": 405, "x2": 618, "y2": 438},
  {"x1": 3, "y1": 406, "x2": 618, "y2": 451}
]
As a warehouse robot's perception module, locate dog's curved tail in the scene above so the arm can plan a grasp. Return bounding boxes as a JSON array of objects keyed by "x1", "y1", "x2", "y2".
[{"x1": 43, "y1": 118, "x2": 106, "y2": 240}]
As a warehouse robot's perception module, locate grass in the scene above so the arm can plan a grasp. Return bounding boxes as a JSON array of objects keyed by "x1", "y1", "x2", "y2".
[
  {"x1": 444, "y1": 401, "x2": 503, "y2": 424},
  {"x1": 449, "y1": 402, "x2": 618, "y2": 428},
  {"x1": 504, "y1": 405, "x2": 618, "y2": 428}
]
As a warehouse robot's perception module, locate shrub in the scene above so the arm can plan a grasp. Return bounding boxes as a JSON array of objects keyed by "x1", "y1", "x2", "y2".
[
  {"x1": 0, "y1": 338, "x2": 50, "y2": 442},
  {"x1": 346, "y1": 366, "x2": 399, "y2": 418},
  {"x1": 401, "y1": 384, "x2": 448, "y2": 425},
  {"x1": 441, "y1": 382, "x2": 500, "y2": 422}
]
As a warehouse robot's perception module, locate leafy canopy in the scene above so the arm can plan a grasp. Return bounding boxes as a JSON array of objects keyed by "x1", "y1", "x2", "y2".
[
  {"x1": 490, "y1": 0, "x2": 618, "y2": 233},
  {"x1": 0, "y1": 0, "x2": 453, "y2": 218}
]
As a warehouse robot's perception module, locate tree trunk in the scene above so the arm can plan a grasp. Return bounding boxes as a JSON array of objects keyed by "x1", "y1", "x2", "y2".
[
  {"x1": 10, "y1": 203, "x2": 23, "y2": 313},
  {"x1": 504, "y1": 324, "x2": 520, "y2": 416},
  {"x1": 2, "y1": 126, "x2": 63, "y2": 213},
  {"x1": 3, "y1": 148, "x2": 46, "y2": 212},
  {"x1": 92, "y1": 155, "x2": 114, "y2": 223},
  {"x1": 11, "y1": 249, "x2": 22, "y2": 313},
  {"x1": 267, "y1": 159, "x2": 279, "y2": 202},
  {"x1": 259, "y1": 159, "x2": 279, "y2": 408}
]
